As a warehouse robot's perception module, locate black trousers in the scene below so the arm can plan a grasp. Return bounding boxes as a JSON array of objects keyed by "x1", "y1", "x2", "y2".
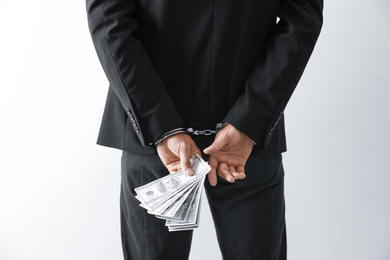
[{"x1": 120, "y1": 140, "x2": 286, "y2": 260}]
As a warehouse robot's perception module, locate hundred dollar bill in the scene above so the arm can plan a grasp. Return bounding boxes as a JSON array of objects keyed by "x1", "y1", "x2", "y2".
[
  {"x1": 168, "y1": 190, "x2": 203, "y2": 231},
  {"x1": 166, "y1": 176, "x2": 205, "y2": 230},
  {"x1": 155, "y1": 179, "x2": 200, "y2": 220},
  {"x1": 168, "y1": 209, "x2": 201, "y2": 231},
  {"x1": 148, "y1": 180, "x2": 199, "y2": 216},
  {"x1": 135, "y1": 154, "x2": 210, "y2": 210},
  {"x1": 139, "y1": 170, "x2": 204, "y2": 211},
  {"x1": 135, "y1": 155, "x2": 210, "y2": 232},
  {"x1": 168, "y1": 194, "x2": 202, "y2": 231},
  {"x1": 159, "y1": 186, "x2": 198, "y2": 222}
]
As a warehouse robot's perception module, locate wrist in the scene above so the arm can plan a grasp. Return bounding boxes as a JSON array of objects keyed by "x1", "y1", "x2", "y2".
[
  {"x1": 154, "y1": 128, "x2": 188, "y2": 145},
  {"x1": 224, "y1": 122, "x2": 256, "y2": 145}
]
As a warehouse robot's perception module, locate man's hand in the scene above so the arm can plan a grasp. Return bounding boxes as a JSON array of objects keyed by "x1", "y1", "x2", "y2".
[
  {"x1": 203, "y1": 124, "x2": 253, "y2": 186},
  {"x1": 157, "y1": 133, "x2": 202, "y2": 175}
]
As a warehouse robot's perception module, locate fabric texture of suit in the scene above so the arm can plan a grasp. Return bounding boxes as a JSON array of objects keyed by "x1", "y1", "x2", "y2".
[{"x1": 86, "y1": 0, "x2": 323, "y2": 154}]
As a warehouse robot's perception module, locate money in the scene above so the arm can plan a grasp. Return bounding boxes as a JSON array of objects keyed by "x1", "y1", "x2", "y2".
[{"x1": 134, "y1": 154, "x2": 210, "y2": 231}]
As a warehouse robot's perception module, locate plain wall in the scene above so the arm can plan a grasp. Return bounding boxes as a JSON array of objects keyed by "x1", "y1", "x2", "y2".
[{"x1": 1, "y1": 0, "x2": 389, "y2": 259}]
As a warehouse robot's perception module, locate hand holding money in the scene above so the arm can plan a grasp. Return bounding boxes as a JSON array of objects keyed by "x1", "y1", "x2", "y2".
[
  {"x1": 203, "y1": 123, "x2": 253, "y2": 186},
  {"x1": 157, "y1": 133, "x2": 202, "y2": 175},
  {"x1": 135, "y1": 154, "x2": 211, "y2": 231}
]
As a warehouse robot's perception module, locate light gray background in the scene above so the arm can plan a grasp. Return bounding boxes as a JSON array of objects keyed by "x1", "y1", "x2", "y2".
[{"x1": 1, "y1": 0, "x2": 389, "y2": 259}]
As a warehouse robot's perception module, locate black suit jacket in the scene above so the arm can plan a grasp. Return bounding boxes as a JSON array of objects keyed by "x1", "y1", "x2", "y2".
[{"x1": 86, "y1": 0, "x2": 323, "y2": 154}]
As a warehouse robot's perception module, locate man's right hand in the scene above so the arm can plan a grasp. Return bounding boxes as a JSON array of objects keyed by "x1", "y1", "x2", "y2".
[{"x1": 157, "y1": 134, "x2": 201, "y2": 176}]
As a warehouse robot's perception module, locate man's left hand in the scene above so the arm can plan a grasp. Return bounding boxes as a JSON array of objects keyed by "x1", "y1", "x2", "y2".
[{"x1": 203, "y1": 124, "x2": 253, "y2": 186}]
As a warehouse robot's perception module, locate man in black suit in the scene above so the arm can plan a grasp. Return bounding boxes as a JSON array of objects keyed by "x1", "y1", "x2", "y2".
[{"x1": 86, "y1": 0, "x2": 323, "y2": 259}]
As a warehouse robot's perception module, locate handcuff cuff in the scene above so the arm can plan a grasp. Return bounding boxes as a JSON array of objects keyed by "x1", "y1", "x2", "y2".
[{"x1": 152, "y1": 122, "x2": 227, "y2": 145}]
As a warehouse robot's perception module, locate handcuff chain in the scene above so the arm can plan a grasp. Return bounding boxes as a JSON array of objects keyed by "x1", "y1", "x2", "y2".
[{"x1": 187, "y1": 123, "x2": 224, "y2": 136}]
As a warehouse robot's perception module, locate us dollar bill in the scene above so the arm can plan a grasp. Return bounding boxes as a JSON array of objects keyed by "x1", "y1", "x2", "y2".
[
  {"x1": 135, "y1": 154, "x2": 209, "y2": 232},
  {"x1": 135, "y1": 154, "x2": 210, "y2": 210},
  {"x1": 148, "y1": 180, "x2": 199, "y2": 216},
  {"x1": 168, "y1": 187, "x2": 203, "y2": 231},
  {"x1": 166, "y1": 176, "x2": 205, "y2": 229}
]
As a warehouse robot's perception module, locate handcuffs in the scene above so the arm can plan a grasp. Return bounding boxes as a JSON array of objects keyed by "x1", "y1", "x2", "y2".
[{"x1": 153, "y1": 122, "x2": 227, "y2": 145}]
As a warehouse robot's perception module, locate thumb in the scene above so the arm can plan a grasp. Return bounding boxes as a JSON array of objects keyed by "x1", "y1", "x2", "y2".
[
  {"x1": 179, "y1": 148, "x2": 194, "y2": 176},
  {"x1": 203, "y1": 138, "x2": 225, "y2": 155}
]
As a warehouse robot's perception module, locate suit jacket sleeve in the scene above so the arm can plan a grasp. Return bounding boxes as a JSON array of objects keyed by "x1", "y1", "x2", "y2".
[
  {"x1": 223, "y1": 0, "x2": 324, "y2": 150},
  {"x1": 86, "y1": 0, "x2": 184, "y2": 147}
]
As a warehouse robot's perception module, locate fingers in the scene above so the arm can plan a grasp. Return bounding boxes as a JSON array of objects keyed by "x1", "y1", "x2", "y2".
[
  {"x1": 179, "y1": 141, "x2": 202, "y2": 176},
  {"x1": 181, "y1": 145, "x2": 203, "y2": 176},
  {"x1": 207, "y1": 160, "x2": 246, "y2": 186},
  {"x1": 207, "y1": 157, "x2": 218, "y2": 186},
  {"x1": 223, "y1": 165, "x2": 245, "y2": 180},
  {"x1": 193, "y1": 147, "x2": 202, "y2": 159},
  {"x1": 230, "y1": 165, "x2": 245, "y2": 179},
  {"x1": 166, "y1": 163, "x2": 180, "y2": 174},
  {"x1": 229, "y1": 165, "x2": 241, "y2": 179},
  {"x1": 236, "y1": 165, "x2": 246, "y2": 179},
  {"x1": 162, "y1": 133, "x2": 201, "y2": 176},
  {"x1": 217, "y1": 163, "x2": 235, "y2": 183},
  {"x1": 179, "y1": 147, "x2": 194, "y2": 176},
  {"x1": 203, "y1": 137, "x2": 225, "y2": 155}
]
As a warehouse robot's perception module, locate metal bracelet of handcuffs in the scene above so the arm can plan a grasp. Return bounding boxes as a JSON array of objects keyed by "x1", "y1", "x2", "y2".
[{"x1": 153, "y1": 122, "x2": 226, "y2": 145}]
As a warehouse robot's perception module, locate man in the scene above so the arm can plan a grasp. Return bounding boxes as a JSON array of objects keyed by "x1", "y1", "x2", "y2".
[{"x1": 86, "y1": 0, "x2": 323, "y2": 259}]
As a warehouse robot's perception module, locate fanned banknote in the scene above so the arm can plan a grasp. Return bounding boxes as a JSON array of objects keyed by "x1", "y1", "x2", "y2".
[{"x1": 134, "y1": 154, "x2": 210, "y2": 231}]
